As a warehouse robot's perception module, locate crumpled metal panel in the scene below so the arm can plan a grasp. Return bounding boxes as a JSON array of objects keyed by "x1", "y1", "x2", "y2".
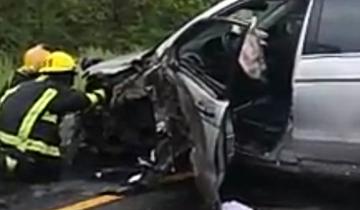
[{"x1": 164, "y1": 69, "x2": 230, "y2": 210}]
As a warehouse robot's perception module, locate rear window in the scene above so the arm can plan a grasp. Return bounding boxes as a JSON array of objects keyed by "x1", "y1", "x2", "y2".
[{"x1": 304, "y1": 0, "x2": 360, "y2": 54}]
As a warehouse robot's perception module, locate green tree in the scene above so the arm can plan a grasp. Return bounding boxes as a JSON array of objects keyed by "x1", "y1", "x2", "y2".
[{"x1": 0, "y1": 0, "x2": 212, "y2": 56}]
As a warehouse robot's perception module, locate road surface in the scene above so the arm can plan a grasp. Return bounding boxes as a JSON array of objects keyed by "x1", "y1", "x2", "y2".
[{"x1": 1, "y1": 169, "x2": 359, "y2": 210}]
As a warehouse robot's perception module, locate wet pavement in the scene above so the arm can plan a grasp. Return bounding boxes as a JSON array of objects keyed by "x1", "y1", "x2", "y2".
[
  {"x1": 0, "y1": 158, "x2": 359, "y2": 210},
  {"x1": 221, "y1": 165, "x2": 360, "y2": 210},
  {"x1": 0, "y1": 169, "x2": 359, "y2": 210}
]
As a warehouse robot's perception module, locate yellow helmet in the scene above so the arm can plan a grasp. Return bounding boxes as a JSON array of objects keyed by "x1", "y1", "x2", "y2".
[
  {"x1": 21, "y1": 44, "x2": 51, "y2": 72},
  {"x1": 39, "y1": 51, "x2": 76, "y2": 73}
]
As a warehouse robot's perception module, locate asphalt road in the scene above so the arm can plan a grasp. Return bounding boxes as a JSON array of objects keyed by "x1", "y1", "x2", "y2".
[
  {"x1": 1, "y1": 155, "x2": 359, "y2": 210},
  {"x1": 1, "y1": 171, "x2": 359, "y2": 210}
]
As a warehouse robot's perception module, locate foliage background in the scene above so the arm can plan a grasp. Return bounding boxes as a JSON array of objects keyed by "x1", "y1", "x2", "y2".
[
  {"x1": 0, "y1": 0, "x2": 216, "y2": 62},
  {"x1": 0, "y1": 0, "x2": 219, "y2": 89}
]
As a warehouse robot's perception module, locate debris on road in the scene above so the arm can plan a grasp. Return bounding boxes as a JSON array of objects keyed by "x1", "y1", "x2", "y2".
[{"x1": 222, "y1": 201, "x2": 253, "y2": 210}]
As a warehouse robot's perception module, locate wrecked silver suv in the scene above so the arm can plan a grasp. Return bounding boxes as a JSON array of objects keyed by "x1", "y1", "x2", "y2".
[{"x1": 62, "y1": 0, "x2": 360, "y2": 207}]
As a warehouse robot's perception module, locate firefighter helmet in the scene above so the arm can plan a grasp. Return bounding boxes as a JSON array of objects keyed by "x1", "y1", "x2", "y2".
[{"x1": 39, "y1": 51, "x2": 76, "y2": 73}]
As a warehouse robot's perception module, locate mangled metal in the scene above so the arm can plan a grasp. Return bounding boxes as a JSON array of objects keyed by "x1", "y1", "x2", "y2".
[
  {"x1": 58, "y1": 0, "x2": 335, "y2": 208},
  {"x1": 59, "y1": 17, "x2": 269, "y2": 210}
]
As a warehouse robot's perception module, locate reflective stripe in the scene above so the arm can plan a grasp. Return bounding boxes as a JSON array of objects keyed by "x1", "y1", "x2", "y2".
[
  {"x1": 35, "y1": 75, "x2": 49, "y2": 82},
  {"x1": 5, "y1": 155, "x2": 18, "y2": 172},
  {"x1": 86, "y1": 93, "x2": 99, "y2": 105},
  {"x1": 93, "y1": 89, "x2": 106, "y2": 98},
  {"x1": 18, "y1": 88, "x2": 58, "y2": 139},
  {"x1": 0, "y1": 85, "x2": 20, "y2": 104},
  {"x1": 21, "y1": 139, "x2": 60, "y2": 157},
  {"x1": 0, "y1": 75, "x2": 47, "y2": 106},
  {"x1": 86, "y1": 89, "x2": 105, "y2": 105},
  {"x1": 0, "y1": 131, "x2": 60, "y2": 157},
  {"x1": 0, "y1": 130, "x2": 22, "y2": 149},
  {"x1": 41, "y1": 111, "x2": 58, "y2": 124},
  {"x1": 0, "y1": 86, "x2": 60, "y2": 157}
]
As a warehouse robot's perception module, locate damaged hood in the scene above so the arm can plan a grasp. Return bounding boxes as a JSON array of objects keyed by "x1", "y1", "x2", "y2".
[{"x1": 86, "y1": 50, "x2": 148, "y2": 75}]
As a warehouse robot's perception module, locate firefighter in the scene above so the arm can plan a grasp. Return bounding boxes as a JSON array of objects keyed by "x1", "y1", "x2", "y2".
[
  {"x1": 0, "y1": 51, "x2": 107, "y2": 182},
  {"x1": 2, "y1": 44, "x2": 51, "y2": 93}
]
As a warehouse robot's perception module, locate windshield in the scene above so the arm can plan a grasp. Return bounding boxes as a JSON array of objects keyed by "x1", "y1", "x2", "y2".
[{"x1": 155, "y1": 0, "x2": 289, "y2": 57}]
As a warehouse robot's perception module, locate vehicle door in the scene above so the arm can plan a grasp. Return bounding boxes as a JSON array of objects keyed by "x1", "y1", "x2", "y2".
[
  {"x1": 169, "y1": 19, "x2": 242, "y2": 208},
  {"x1": 216, "y1": 0, "x2": 309, "y2": 153},
  {"x1": 293, "y1": 0, "x2": 360, "y2": 163},
  {"x1": 167, "y1": 0, "x2": 295, "y2": 206}
]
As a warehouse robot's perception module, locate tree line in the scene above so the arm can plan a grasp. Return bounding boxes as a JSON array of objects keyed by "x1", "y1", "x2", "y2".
[{"x1": 0, "y1": 0, "x2": 216, "y2": 61}]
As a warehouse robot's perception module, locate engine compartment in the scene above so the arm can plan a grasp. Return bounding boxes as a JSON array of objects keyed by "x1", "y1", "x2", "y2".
[{"x1": 71, "y1": 59, "x2": 198, "y2": 177}]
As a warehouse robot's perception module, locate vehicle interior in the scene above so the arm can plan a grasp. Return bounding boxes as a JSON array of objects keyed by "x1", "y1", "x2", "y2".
[
  {"x1": 232, "y1": 0, "x2": 309, "y2": 154},
  {"x1": 174, "y1": 0, "x2": 309, "y2": 154}
]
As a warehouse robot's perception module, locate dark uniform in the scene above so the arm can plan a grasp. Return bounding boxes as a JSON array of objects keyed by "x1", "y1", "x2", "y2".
[
  {"x1": 0, "y1": 75, "x2": 105, "y2": 182},
  {"x1": 0, "y1": 69, "x2": 39, "y2": 97},
  {"x1": 10, "y1": 69, "x2": 39, "y2": 88}
]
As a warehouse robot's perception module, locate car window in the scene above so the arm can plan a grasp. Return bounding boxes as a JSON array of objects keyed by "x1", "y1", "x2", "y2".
[
  {"x1": 304, "y1": 0, "x2": 360, "y2": 54},
  {"x1": 176, "y1": 20, "x2": 237, "y2": 86}
]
